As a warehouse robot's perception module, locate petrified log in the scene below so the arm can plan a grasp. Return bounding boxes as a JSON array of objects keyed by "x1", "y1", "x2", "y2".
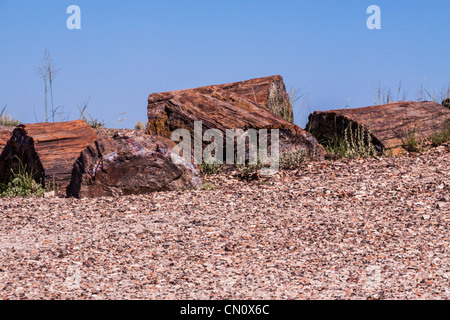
[
  {"x1": 147, "y1": 79, "x2": 325, "y2": 161},
  {"x1": 213, "y1": 75, "x2": 293, "y2": 121},
  {"x1": 307, "y1": 101, "x2": 450, "y2": 155},
  {"x1": 67, "y1": 129, "x2": 201, "y2": 198},
  {"x1": 0, "y1": 128, "x2": 12, "y2": 154},
  {"x1": 0, "y1": 120, "x2": 98, "y2": 188}
]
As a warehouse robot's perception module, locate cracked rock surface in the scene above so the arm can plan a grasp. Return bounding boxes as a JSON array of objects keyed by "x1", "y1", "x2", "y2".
[{"x1": 0, "y1": 146, "x2": 449, "y2": 300}]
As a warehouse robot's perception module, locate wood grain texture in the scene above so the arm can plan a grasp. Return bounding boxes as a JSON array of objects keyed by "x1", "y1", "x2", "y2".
[
  {"x1": 147, "y1": 77, "x2": 325, "y2": 160},
  {"x1": 0, "y1": 120, "x2": 98, "y2": 189},
  {"x1": 0, "y1": 129, "x2": 12, "y2": 154},
  {"x1": 307, "y1": 101, "x2": 450, "y2": 155}
]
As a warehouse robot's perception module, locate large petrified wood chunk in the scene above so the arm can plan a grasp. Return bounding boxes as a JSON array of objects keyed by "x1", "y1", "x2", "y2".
[
  {"x1": 307, "y1": 101, "x2": 450, "y2": 155},
  {"x1": 67, "y1": 129, "x2": 201, "y2": 198},
  {"x1": 147, "y1": 80, "x2": 325, "y2": 160},
  {"x1": 0, "y1": 120, "x2": 98, "y2": 188}
]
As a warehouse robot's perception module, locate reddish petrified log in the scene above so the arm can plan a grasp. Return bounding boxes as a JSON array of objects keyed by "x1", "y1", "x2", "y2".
[
  {"x1": 213, "y1": 75, "x2": 292, "y2": 121},
  {"x1": 0, "y1": 120, "x2": 98, "y2": 189},
  {"x1": 67, "y1": 129, "x2": 201, "y2": 198},
  {"x1": 147, "y1": 79, "x2": 325, "y2": 160},
  {"x1": 0, "y1": 129, "x2": 12, "y2": 154},
  {"x1": 307, "y1": 101, "x2": 450, "y2": 155}
]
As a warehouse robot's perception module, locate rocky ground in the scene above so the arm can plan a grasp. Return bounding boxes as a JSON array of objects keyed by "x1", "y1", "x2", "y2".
[{"x1": 0, "y1": 145, "x2": 449, "y2": 300}]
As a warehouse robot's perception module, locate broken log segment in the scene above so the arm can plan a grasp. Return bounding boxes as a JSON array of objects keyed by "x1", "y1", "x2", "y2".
[
  {"x1": 0, "y1": 120, "x2": 98, "y2": 189},
  {"x1": 147, "y1": 81, "x2": 325, "y2": 161},
  {"x1": 212, "y1": 75, "x2": 293, "y2": 122},
  {"x1": 67, "y1": 129, "x2": 202, "y2": 198},
  {"x1": 306, "y1": 101, "x2": 450, "y2": 155}
]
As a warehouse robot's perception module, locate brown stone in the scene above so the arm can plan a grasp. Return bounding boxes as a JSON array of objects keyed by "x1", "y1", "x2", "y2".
[
  {"x1": 443, "y1": 98, "x2": 450, "y2": 109},
  {"x1": 307, "y1": 101, "x2": 450, "y2": 155},
  {"x1": 147, "y1": 78, "x2": 325, "y2": 161},
  {"x1": 0, "y1": 120, "x2": 98, "y2": 189},
  {"x1": 67, "y1": 129, "x2": 201, "y2": 198}
]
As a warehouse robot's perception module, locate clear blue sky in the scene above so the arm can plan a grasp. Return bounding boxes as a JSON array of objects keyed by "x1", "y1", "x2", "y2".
[{"x1": 1, "y1": 0, "x2": 449, "y2": 128}]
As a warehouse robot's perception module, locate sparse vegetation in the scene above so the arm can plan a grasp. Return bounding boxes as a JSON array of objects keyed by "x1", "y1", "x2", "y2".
[
  {"x1": 0, "y1": 106, "x2": 20, "y2": 127},
  {"x1": 135, "y1": 121, "x2": 145, "y2": 130},
  {"x1": 374, "y1": 81, "x2": 407, "y2": 105},
  {"x1": 0, "y1": 164, "x2": 45, "y2": 198},
  {"x1": 310, "y1": 119, "x2": 379, "y2": 159},
  {"x1": 201, "y1": 161, "x2": 223, "y2": 175},
  {"x1": 418, "y1": 80, "x2": 450, "y2": 104},
  {"x1": 38, "y1": 49, "x2": 63, "y2": 123},
  {"x1": 279, "y1": 148, "x2": 307, "y2": 170},
  {"x1": 200, "y1": 182, "x2": 216, "y2": 191},
  {"x1": 236, "y1": 162, "x2": 262, "y2": 181},
  {"x1": 79, "y1": 98, "x2": 105, "y2": 129},
  {"x1": 430, "y1": 120, "x2": 450, "y2": 147},
  {"x1": 267, "y1": 87, "x2": 300, "y2": 123},
  {"x1": 402, "y1": 125, "x2": 424, "y2": 152}
]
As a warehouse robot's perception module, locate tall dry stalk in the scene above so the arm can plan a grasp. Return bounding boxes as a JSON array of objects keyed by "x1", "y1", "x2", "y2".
[{"x1": 38, "y1": 49, "x2": 59, "y2": 122}]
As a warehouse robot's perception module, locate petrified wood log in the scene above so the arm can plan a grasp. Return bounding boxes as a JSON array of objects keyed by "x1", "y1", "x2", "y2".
[
  {"x1": 307, "y1": 101, "x2": 450, "y2": 155},
  {"x1": 0, "y1": 128, "x2": 12, "y2": 154},
  {"x1": 147, "y1": 80, "x2": 325, "y2": 161},
  {"x1": 67, "y1": 129, "x2": 201, "y2": 198},
  {"x1": 213, "y1": 75, "x2": 292, "y2": 121},
  {"x1": 0, "y1": 120, "x2": 98, "y2": 188}
]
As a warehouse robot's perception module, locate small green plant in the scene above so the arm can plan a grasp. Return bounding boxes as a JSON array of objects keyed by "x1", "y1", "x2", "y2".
[
  {"x1": 402, "y1": 125, "x2": 423, "y2": 152},
  {"x1": 279, "y1": 148, "x2": 307, "y2": 170},
  {"x1": 0, "y1": 164, "x2": 45, "y2": 197},
  {"x1": 0, "y1": 106, "x2": 20, "y2": 127},
  {"x1": 430, "y1": 120, "x2": 450, "y2": 147},
  {"x1": 236, "y1": 162, "x2": 262, "y2": 181},
  {"x1": 201, "y1": 161, "x2": 223, "y2": 175},
  {"x1": 135, "y1": 121, "x2": 145, "y2": 130},
  {"x1": 79, "y1": 98, "x2": 105, "y2": 129},
  {"x1": 200, "y1": 182, "x2": 216, "y2": 191}
]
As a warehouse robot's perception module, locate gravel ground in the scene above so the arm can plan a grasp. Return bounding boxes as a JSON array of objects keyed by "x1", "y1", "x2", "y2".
[{"x1": 0, "y1": 146, "x2": 449, "y2": 300}]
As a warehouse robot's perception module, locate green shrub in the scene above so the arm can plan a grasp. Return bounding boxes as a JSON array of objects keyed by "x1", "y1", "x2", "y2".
[
  {"x1": 280, "y1": 148, "x2": 307, "y2": 170},
  {"x1": 236, "y1": 162, "x2": 262, "y2": 181},
  {"x1": 0, "y1": 166, "x2": 45, "y2": 197},
  {"x1": 201, "y1": 161, "x2": 223, "y2": 175},
  {"x1": 200, "y1": 182, "x2": 216, "y2": 191}
]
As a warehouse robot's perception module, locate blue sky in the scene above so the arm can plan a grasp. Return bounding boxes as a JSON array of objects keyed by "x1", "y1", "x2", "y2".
[{"x1": 0, "y1": 0, "x2": 449, "y2": 128}]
